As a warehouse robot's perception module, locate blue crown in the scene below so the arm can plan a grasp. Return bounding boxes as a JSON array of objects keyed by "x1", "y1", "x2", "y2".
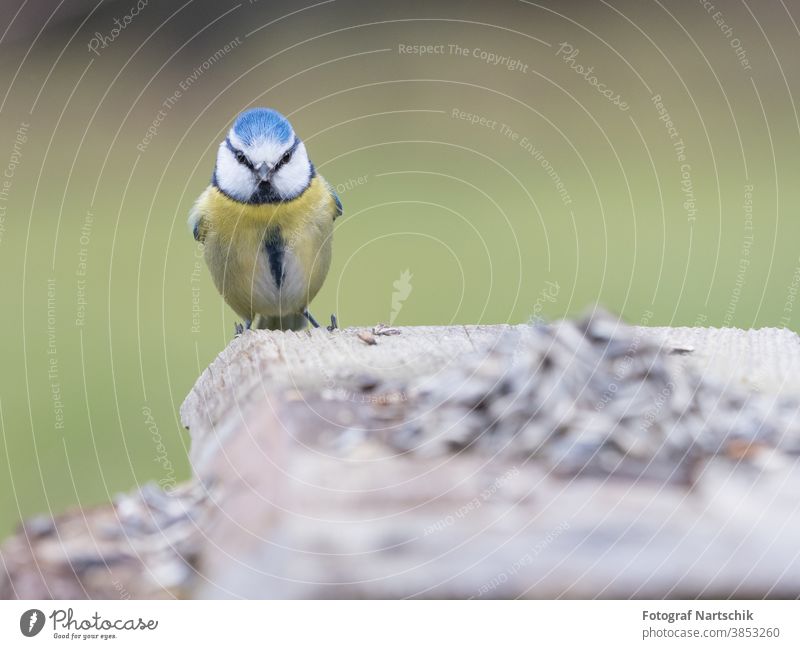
[{"x1": 232, "y1": 108, "x2": 293, "y2": 146}]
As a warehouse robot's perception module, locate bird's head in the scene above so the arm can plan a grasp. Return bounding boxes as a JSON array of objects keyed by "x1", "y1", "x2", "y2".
[{"x1": 213, "y1": 107, "x2": 313, "y2": 203}]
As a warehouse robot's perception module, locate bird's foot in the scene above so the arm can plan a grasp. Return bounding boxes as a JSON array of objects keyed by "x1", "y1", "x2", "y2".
[
  {"x1": 327, "y1": 314, "x2": 338, "y2": 332},
  {"x1": 302, "y1": 309, "x2": 320, "y2": 329},
  {"x1": 233, "y1": 319, "x2": 252, "y2": 337}
]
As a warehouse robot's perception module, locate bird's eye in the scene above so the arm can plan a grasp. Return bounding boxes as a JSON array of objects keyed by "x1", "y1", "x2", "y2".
[
  {"x1": 280, "y1": 150, "x2": 292, "y2": 165},
  {"x1": 235, "y1": 151, "x2": 248, "y2": 165}
]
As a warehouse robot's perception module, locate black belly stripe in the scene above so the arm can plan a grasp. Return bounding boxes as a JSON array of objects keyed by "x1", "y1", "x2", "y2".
[{"x1": 264, "y1": 229, "x2": 285, "y2": 289}]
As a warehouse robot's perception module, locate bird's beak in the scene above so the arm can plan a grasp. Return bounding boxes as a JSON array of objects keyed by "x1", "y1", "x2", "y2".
[{"x1": 255, "y1": 163, "x2": 271, "y2": 183}]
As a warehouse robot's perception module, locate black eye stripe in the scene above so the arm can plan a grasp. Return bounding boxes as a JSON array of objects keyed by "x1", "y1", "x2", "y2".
[
  {"x1": 274, "y1": 137, "x2": 300, "y2": 171},
  {"x1": 225, "y1": 136, "x2": 300, "y2": 174},
  {"x1": 225, "y1": 138, "x2": 254, "y2": 170}
]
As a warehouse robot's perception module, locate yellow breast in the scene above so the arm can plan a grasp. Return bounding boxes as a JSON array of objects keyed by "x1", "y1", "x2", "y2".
[
  {"x1": 195, "y1": 175, "x2": 337, "y2": 319},
  {"x1": 202, "y1": 174, "x2": 329, "y2": 229}
]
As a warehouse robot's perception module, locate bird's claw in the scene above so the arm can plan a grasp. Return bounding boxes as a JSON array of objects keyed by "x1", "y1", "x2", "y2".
[
  {"x1": 233, "y1": 319, "x2": 252, "y2": 337},
  {"x1": 327, "y1": 314, "x2": 338, "y2": 332}
]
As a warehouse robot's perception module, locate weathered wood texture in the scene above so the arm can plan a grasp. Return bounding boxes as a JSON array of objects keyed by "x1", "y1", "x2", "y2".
[{"x1": 3, "y1": 319, "x2": 800, "y2": 599}]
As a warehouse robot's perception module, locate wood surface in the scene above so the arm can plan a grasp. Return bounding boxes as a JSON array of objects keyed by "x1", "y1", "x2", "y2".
[{"x1": 3, "y1": 319, "x2": 800, "y2": 599}]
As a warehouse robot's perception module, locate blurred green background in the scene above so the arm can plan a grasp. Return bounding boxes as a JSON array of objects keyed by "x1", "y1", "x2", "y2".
[{"x1": 2, "y1": 0, "x2": 800, "y2": 535}]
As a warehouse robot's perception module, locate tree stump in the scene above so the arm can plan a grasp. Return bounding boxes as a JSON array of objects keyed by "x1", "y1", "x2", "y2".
[{"x1": 3, "y1": 314, "x2": 800, "y2": 598}]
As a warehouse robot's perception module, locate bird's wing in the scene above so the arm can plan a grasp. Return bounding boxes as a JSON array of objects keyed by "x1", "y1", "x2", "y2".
[
  {"x1": 188, "y1": 187, "x2": 211, "y2": 242},
  {"x1": 326, "y1": 181, "x2": 343, "y2": 220}
]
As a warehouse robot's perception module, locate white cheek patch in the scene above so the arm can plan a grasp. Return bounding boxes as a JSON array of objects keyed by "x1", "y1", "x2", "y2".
[
  {"x1": 272, "y1": 142, "x2": 311, "y2": 197},
  {"x1": 215, "y1": 143, "x2": 257, "y2": 201},
  {"x1": 217, "y1": 129, "x2": 311, "y2": 201}
]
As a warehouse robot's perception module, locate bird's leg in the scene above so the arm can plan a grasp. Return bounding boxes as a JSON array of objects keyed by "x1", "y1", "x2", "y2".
[
  {"x1": 303, "y1": 309, "x2": 320, "y2": 328},
  {"x1": 233, "y1": 319, "x2": 253, "y2": 337},
  {"x1": 327, "y1": 314, "x2": 338, "y2": 332}
]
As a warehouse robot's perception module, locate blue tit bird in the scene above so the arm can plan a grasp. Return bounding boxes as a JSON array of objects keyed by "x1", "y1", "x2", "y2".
[{"x1": 189, "y1": 107, "x2": 342, "y2": 332}]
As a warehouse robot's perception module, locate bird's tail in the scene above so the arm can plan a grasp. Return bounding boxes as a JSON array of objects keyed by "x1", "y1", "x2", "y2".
[{"x1": 254, "y1": 313, "x2": 307, "y2": 331}]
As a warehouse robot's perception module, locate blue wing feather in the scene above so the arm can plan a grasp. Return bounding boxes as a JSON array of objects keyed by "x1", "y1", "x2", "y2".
[{"x1": 329, "y1": 183, "x2": 343, "y2": 219}]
